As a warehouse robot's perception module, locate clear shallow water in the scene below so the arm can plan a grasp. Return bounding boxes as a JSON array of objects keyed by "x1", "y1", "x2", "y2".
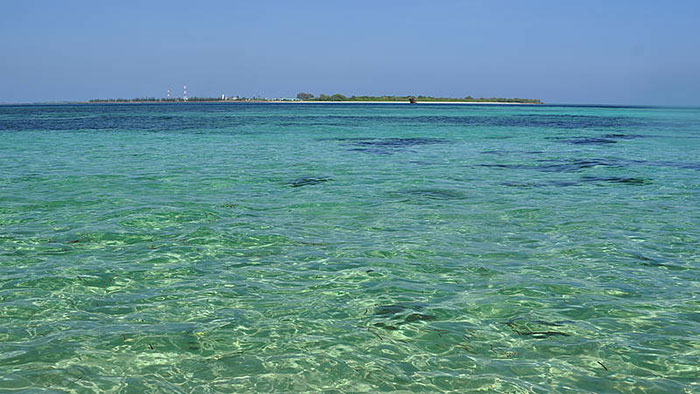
[{"x1": 1, "y1": 103, "x2": 699, "y2": 392}]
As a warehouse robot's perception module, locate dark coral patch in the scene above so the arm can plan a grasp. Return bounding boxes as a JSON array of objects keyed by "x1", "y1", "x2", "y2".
[
  {"x1": 288, "y1": 177, "x2": 332, "y2": 188},
  {"x1": 581, "y1": 176, "x2": 651, "y2": 185}
]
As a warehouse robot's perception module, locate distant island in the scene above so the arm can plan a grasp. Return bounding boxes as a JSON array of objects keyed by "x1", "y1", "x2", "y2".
[{"x1": 88, "y1": 93, "x2": 543, "y2": 104}]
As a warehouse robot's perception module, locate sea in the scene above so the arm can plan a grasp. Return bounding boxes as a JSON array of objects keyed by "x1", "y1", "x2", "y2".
[{"x1": 1, "y1": 103, "x2": 698, "y2": 392}]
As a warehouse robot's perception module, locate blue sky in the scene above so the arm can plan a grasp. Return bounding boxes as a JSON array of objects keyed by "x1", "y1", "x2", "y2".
[{"x1": 1, "y1": 1, "x2": 699, "y2": 105}]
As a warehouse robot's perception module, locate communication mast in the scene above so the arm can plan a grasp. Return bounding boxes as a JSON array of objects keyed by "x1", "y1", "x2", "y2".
[{"x1": 167, "y1": 89, "x2": 171, "y2": 99}]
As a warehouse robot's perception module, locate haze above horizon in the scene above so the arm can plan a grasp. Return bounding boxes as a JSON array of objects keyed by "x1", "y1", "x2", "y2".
[{"x1": 1, "y1": 1, "x2": 699, "y2": 106}]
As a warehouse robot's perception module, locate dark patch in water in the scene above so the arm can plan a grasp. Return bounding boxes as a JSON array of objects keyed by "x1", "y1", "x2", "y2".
[
  {"x1": 638, "y1": 262, "x2": 685, "y2": 271},
  {"x1": 602, "y1": 133, "x2": 646, "y2": 140},
  {"x1": 581, "y1": 176, "x2": 651, "y2": 185},
  {"x1": 404, "y1": 313, "x2": 436, "y2": 322},
  {"x1": 481, "y1": 150, "x2": 506, "y2": 155},
  {"x1": 502, "y1": 180, "x2": 580, "y2": 188},
  {"x1": 505, "y1": 318, "x2": 573, "y2": 339},
  {"x1": 482, "y1": 157, "x2": 700, "y2": 173},
  {"x1": 512, "y1": 114, "x2": 637, "y2": 129},
  {"x1": 373, "y1": 322, "x2": 399, "y2": 331},
  {"x1": 348, "y1": 147, "x2": 392, "y2": 155},
  {"x1": 479, "y1": 159, "x2": 623, "y2": 173},
  {"x1": 353, "y1": 137, "x2": 445, "y2": 147},
  {"x1": 549, "y1": 180, "x2": 580, "y2": 187},
  {"x1": 338, "y1": 137, "x2": 447, "y2": 154},
  {"x1": 478, "y1": 164, "x2": 527, "y2": 170},
  {"x1": 371, "y1": 303, "x2": 435, "y2": 329},
  {"x1": 288, "y1": 177, "x2": 331, "y2": 188},
  {"x1": 374, "y1": 303, "x2": 425, "y2": 316},
  {"x1": 562, "y1": 137, "x2": 618, "y2": 145},
  {"x1": 535, "y1": 159, "x2": 623, "y2": 172},
  {"x1": 401, "y1": 188, "x2": 466, "y2": 200},
  {"x1": 503, "y1": 175, "x2": 652, "y2": 188},
  {"x1": 481, "y1": 150, "x2": 544, "y2": 156},
  {"x1": 628, "y1": 253, "x2": 686, "y2": 271},
  {"x1": 501, "y1": 181, "x2": 534, "y2": 187}
]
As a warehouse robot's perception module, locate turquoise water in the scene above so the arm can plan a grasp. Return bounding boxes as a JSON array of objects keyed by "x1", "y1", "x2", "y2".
[{"x1": 1, "y1": 103, "x2": 699, "y2": 392}]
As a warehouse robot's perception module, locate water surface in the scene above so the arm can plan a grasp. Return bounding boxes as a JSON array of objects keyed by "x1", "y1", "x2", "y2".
[{"x1": 1, "y1": 103, "x2": 699, "y2": 392}]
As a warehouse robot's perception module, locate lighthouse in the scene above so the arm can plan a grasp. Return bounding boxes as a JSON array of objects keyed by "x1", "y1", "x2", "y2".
[{"x1": 183, "y1": 85, "x2": 188, "y2": 102}]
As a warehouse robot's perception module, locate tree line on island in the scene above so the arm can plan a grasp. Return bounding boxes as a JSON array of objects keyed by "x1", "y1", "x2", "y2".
[{"x1": 296, "y1": 93, "x2": 543, "y2": 104}]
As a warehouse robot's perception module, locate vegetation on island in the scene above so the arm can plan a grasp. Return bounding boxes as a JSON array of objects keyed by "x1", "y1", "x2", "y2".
[{"x1": 296, "y1": 92, "x2": 542, "y2": 104}]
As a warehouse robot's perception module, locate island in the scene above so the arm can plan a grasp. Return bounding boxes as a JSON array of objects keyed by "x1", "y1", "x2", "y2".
[{"x1": 87, "y1": 93, "x2": 543, "y2": 104}]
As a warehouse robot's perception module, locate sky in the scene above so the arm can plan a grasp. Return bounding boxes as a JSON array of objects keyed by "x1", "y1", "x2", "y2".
[{"x1": 1, "y1": 1, "x2": 699, "y2": 105}]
